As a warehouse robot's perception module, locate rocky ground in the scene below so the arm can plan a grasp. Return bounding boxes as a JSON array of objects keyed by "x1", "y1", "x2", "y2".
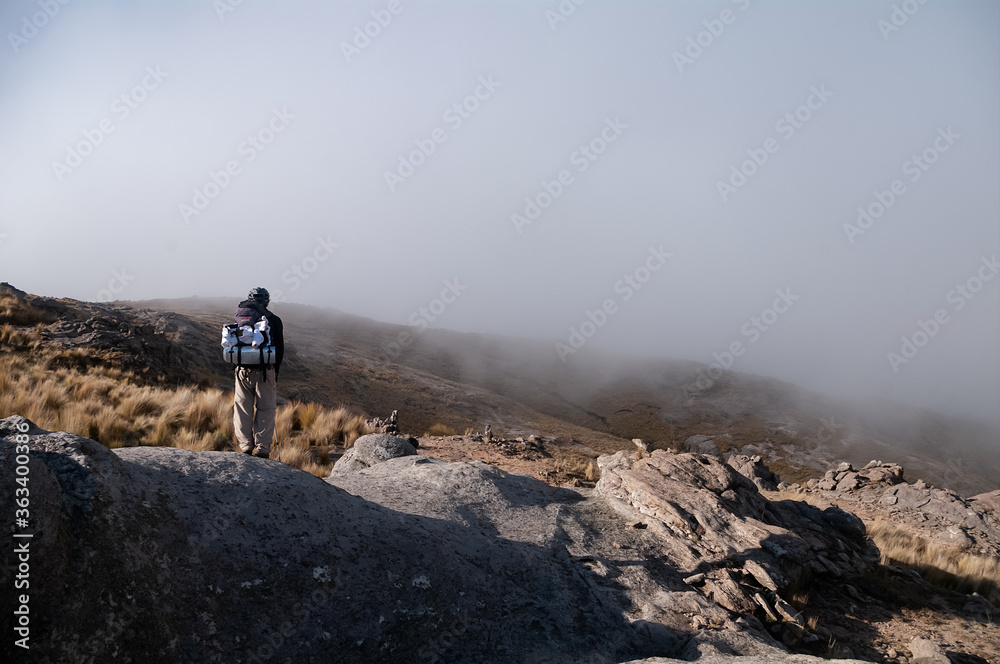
[
  {"x1": 4, "y1": 417, "x2": 996, "y2": 663},
  {"x1": 403, "y1": 434, "x2": 1000, "y2": 663}
]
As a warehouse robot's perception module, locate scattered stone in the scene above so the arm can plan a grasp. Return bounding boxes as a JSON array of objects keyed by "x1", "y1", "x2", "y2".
[
  {"x1": 836, "y1": 472, "x2": 860, "y2": 492},
  {"x1": 781, "y1": 622, "x2": 805, "y2": 647},
  {"x1": 726, "y1": 454, "x2": 780, "y2": 491},
  {"x1": 771, "y1": 594, "x2": 805, "y2": 626},
  {"x1": 909, "y1": 637, "x2": 949, "y2": 664},
  {"x1": 963, "y1": 592, "x2": 995, "y2": 622},
  {"x1": 683, "y1": 573, "x2": 706, "y2": 586},
  {"x1": 938, "y1": 525, "x2": 973, "y2": 550},
  {"x1": 365, "y1": 409, "x2": 399, "y2": 435},
  {"x1": 752, "y1": 593, "x2": 779, "y2": 622},
  {"x1": 971, "y1": 489, "x2": 1000, "y2": 515}
]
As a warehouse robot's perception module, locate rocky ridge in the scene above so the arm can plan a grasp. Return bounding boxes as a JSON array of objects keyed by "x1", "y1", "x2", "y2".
[{"x1": 785, "y1": 460, "x2": 1000, "y2": 560}]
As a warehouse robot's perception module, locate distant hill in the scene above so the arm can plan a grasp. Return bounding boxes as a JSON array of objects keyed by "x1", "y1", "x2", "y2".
[{"x1": 2, "y1": 283, "x2": 997, "y2": 495}]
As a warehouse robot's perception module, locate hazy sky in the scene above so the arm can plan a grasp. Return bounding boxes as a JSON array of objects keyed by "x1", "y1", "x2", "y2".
[{"x1": 1, "y1": 0, "x2": 998, "y2": 424}]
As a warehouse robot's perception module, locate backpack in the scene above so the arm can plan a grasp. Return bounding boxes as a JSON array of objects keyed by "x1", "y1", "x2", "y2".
[{"x1": 222, "y1": 300, "x2": 276, "y2": 367}]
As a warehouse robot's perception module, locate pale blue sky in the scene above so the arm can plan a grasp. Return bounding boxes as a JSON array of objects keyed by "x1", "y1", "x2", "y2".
[{"x1": 1, "y1": 0, "x2": 997, "y2": 424}]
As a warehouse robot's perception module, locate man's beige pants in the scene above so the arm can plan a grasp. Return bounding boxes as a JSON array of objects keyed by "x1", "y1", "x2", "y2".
[{"x1": 234, "y1": 366, "x2": 276, "y2": 455}]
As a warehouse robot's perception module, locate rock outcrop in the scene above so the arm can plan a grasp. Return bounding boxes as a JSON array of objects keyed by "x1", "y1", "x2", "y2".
[
  {"x1": 331, "y1": 432, "x2": 416, "y2": 473},
  {"x1": 799, "y1": 460, "x2": 1000, "y2": 558},
  {"x1": 596, "y1": 450, "x2": 877, "y2": 649},
  {"x1": 726, "y1": 454, "x2": 780, "y2": 491}
]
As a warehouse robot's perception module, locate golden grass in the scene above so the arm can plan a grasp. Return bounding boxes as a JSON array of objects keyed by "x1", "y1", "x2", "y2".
[
  {"x1": 0, "y1": 295, "x2": 55, "y2": 326},
  {"x1": 0, "y1": 350, "x2": 372, "y2": 477},
  {"x1": 424, "y1": 423, "x2": 457, "y2": 437},
  {"x1": 552, "y1": 455, "x2": 601, "y2": 483},
  {"x1": 867, "y1": 519, "x2": 1000, "y2": 605}
]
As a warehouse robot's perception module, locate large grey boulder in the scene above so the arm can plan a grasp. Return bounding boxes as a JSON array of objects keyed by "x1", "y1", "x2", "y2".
[
  {"x1": 328, "y1": 455, "x2": 579, "y2": 541},
  {"x1": 0, "y1": 416, "x2": 662, "y2": 664},
  {"x1": 332, "y1": 432, "x2": 416, "y2": 473},
  {"x1": 909, "y1": 637, "x2": 950, "y2": 664}
]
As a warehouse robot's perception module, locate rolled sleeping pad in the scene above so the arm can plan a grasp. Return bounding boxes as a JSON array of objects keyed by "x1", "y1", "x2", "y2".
[{"x1": 223, "y1": 345, "x2": 276, "y2": 366}]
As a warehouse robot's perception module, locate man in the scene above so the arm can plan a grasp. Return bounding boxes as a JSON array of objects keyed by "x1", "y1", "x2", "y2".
[{"x1": 233, "y1": 287, "x2": 284, "y2": 459}]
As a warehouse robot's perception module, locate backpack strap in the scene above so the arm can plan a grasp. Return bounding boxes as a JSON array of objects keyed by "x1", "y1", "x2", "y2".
[{"x1": 259, "y1": 312, "x2": 268, "y2": 372}]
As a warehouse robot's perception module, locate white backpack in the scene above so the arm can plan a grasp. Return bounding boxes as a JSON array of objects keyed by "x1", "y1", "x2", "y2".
[{"x1": 222, "y1": 302, "x2": 275, "y2": 367}]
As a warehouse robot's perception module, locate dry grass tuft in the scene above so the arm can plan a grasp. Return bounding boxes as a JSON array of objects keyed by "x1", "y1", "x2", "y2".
[
  {"x1": 868, "y1": 519, "x2": 1000, "y2": 605},
  {"x1": 424, "y1": 423, "x2": 456, "y2": 437},
  {"x1": 0, "y1": 295, "x2": 55, "y2": 326},
  {"x1": 552, "y1": 455, "x2": 601, "y2": 484}
]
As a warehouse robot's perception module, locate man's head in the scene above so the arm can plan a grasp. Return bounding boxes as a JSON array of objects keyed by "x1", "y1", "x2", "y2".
[{"x1": 248, "y1": 287, "x2": 270, "y2": 307}]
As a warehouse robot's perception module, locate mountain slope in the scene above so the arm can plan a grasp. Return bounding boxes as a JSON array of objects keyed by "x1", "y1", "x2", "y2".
[
  {"x1": 127, "y1": 294, "x2": 999, "y2": 495},
  {"x1": 2, "y1": 283, "x2": 997, "y2": 495}
]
